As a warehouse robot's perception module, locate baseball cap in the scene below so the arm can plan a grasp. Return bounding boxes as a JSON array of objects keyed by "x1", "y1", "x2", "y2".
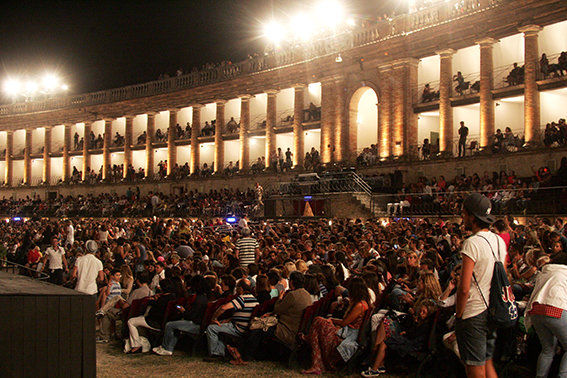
[{"x1": 463, "y1": 193, "x2": 496, "y2": 224}]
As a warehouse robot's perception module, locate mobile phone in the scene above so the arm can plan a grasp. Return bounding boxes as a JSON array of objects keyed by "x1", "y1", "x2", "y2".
[{"x1": 176, "y1": 305, "x2": 182, "y2": 309}]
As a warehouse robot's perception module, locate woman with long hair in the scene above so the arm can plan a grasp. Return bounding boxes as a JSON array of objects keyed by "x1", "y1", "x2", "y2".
[
  {"x1": 120, "y1": 264, "x2": 134, "y2": 298},
  {"x1": 302, "y1": 277, "x2": 370, "y2": 374}
]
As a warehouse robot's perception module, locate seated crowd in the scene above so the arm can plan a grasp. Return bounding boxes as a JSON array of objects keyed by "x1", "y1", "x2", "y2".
[{"x1": 5, "y1": 210, "x2": 567, "y2": 376}]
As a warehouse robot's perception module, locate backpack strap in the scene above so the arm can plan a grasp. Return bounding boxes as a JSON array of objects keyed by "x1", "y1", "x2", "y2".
[{"x1": 471, "y1": 232, "x2": 500, "y2": 310}]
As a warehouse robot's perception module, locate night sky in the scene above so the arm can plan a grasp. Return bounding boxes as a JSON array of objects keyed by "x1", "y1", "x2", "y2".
[{"x1": 0, "y1": 0, "x2": 401, "y2": 97}]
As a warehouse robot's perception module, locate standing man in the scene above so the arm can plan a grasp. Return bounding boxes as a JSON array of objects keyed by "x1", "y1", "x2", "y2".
[
  {"x1": 235, "y1": 227, "x2": 260, "y2": 268},
  {"x1": 65, "y1": 219, "x2": 75, "y2": 248},
  {"x1": 458, "y1": 121, "x2": 469, "y2": 158},
  {"x1": 254, "y1": 182, "x2": 264, "y2": 212},
  {"x1": 456, "y1": 193, "x2": 506, "y2": 378},
  {"x1": 41, "y1": 237, "x2": 68, "y2": 285},
  {"x1": 71, "y1": 240, "x2": 104, "y2": 295}
]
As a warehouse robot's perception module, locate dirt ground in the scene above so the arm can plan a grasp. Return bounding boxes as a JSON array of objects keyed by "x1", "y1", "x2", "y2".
[{"x1": 96, "y1": 341, "x2": 362, "y2": 377}]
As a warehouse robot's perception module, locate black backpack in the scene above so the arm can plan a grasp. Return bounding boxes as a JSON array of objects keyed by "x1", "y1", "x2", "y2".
[{"x1": 473, "y1": 234, "x2": 518, "y2": 328}]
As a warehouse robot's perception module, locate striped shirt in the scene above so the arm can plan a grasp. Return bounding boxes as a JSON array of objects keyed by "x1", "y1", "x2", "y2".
[
  {"x1": 236, "y1": 237, "x2": 259, "y2": 267},
  {"x1": 107, "y1": 281, "x2": 122, "y2": 302},
  {"x1": 231, "y1": 294, "x2": 259, "y2": 334}
]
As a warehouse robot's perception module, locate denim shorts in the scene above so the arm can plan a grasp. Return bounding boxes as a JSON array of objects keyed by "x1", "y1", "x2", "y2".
[{"x1": 455, "y1": 310, "x2": 496, "y2": 366}]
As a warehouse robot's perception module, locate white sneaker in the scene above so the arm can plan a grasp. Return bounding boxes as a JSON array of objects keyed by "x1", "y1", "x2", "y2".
[{"x1": 152, "y1": 346, "x2": 172, "y2": 356}]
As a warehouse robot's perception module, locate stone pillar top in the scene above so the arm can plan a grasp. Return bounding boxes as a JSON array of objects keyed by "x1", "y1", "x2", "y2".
[
  {"x1": 377, "y1": 62, "x2": 393, "y2": 72},
  {"x1": 436, "y1": 48, "x2": 457, "y2": 57},
  {"x1": 391, "y1": 57, "x2": 420, "y2": 68},
  {"x1": 518, "y1": 24, "x2": 542, "y2": 35},
  {"x1": 475, "y1": 37, "x2": 498, "y2": 46},
  {"x1": 191, "y1": 103, "x2": 204, "y2": 109},
  {"x1": 265, "y1": 89, "x2": 279, "y2": 95},
  {"x1": 238, "y1": 94, "x2": 252, "y2": 100},
  {"x1": 215, "y1": 99, "x2": 227, "y2": 104},
  {"x1": 321, "y1": 74, "x2": 345, "y2": 84},
  {"x1": 293, "y1": 83, "x2": 307, "y2": 89},
  {"x1": 146, "y1": 111, "x2": 158, "y2": 116}
]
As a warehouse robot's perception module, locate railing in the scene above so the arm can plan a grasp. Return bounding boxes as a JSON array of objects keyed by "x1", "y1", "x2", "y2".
[
  {"x1": 0, "y1": 259, "x2": 50, "y2": 280},
  {"x1": 0, "y1": 0, "x2": 507, "y2": 116}
]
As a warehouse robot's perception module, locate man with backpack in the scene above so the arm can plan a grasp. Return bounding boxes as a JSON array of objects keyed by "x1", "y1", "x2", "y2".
[{"x1": 456, "y1": 193, "x2": 509, "y2": 378}]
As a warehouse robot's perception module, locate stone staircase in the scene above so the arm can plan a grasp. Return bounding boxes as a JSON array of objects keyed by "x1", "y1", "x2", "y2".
[{"x1": 351, "y1": 192, "x2": 387, "y2": 218}]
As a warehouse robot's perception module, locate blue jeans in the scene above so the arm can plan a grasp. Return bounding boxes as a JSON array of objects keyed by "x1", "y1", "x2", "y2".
[
  {"x1": 531, "y1": 311, "x2": 567, "y2": 378},
  {"x1": 206, "y1": 322, "x2": 242, "y2": 357},
  {"x1": 161, "y1": 320, "x2": 200, "y2": 352}
]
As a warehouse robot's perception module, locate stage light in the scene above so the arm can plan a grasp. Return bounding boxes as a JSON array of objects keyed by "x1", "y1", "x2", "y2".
[
  {"x1": 291, "y1": 13, "x2": 314, "y2": 41},
  {"x1": 4, "y1": 78, "x2": 21, "y2": 96},
  {"x1": 347, "y1": 17, "x2": 356, "y2": 27},
  {"x1": 263, "y1": 21, "x2": 285, "y2": 45},
  {"x1": 42, "y1": 74, "x2": 59, "y2": 91},
  {"x1": 315, "y1": 0, "x2": 344, "y2": 28},
  {"x1": 226, "y1": 216, "x2": 237, "y2": 224}
]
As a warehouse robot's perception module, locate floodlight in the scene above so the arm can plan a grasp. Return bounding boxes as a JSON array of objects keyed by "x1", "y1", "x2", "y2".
[
  {"x1": 3, "y1": 79, "x2": 21, "y2": 96},
  {"x1": 264, "y1": 21, "x2": 285, "y2": 44},
  {"x1": 42, "y1": 74, "x2": 59, "y2": 91},
  {"x1": 316, "y1": 0, "x2": 344, "y2": 28},
  {"x1": 291, "y1": 13, "x2": 314, "y2": 41}
]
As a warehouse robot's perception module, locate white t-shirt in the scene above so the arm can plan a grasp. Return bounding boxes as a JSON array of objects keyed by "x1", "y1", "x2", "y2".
[
  {"x1": 461, "y1": 231, "x2": 507, "y2": 319},
  {"x1": 74, "y1": 254, "x2": 103, "y2": 295},
  {"x1": 45, "y1": 246, "x2": 66, "y2": 270},
  {"x1": 66, "y1": 224, "x2": 75, "y2": 246}
]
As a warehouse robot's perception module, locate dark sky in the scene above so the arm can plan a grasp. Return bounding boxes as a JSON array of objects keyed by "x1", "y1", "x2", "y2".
[{"x1": 0, "y1": 0, "x2": 400, "y2": 96}]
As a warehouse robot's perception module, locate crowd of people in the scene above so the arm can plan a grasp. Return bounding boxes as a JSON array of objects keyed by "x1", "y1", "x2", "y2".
[
  {"x1": 0, "y1": 188, "x2": 257, "y2": 219},
  {"x1": 4, "y1": 195, "x2": 567, "y2": 376}
]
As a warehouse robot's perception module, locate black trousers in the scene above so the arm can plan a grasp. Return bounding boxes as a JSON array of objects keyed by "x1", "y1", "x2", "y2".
[{"x1": 49, "y1": 268, "x2": 64, "y2": 285}]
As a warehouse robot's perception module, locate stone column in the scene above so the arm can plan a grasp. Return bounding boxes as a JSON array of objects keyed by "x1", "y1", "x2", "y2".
[
  {"x1": 378, "y1": 64, "x2": 393, "y2": 159},
  {"x1": 123, "y1": 116, "x2": 133, "y2": 179},
  {"x1": 102, "y1": 119, "x2": 112, "y2": 180},
  {"x1": 239, "y1": 95, "x2": 251, "y2": 172},
  {"x1": 520, "y1": 25, "x2": 542, "y2": 145},
  {"x1": 477, "y1": 38, "x2": 497, "y2": 150},
  {"x1": 437, "y1": 49, "x2": 456, "y2": 155},
  {"x1": 391, "y1": 59, "x2": 419, "y2": 157},
  {"x1": 145, "y1": 113, "x2": 155, "y2": 178},
  {"x1": 5, "y1": 131, "x2": 13, "y2": 186},
  {"x1": 82, "y1": 122, "x2": 91, "y2": 181},
  {"x1": 265, "y1": 89, "x2": 278, "y2": 169},
  {"x1": 167, "y1": 109, "x2": 178, "y2": 176},
  {"x1": 320, "y1": 79, "x2": 335, "y2": 164},
  {"x1": 43, "y1": 126, "x2": 51, "y2": 184},
  {"x1": 214, "y1": 100, "x2": 226, "y2": 173},
  {"x1": 24, "y1": 129, "x2": 32, "y2": 185},
  {"x1": 334, "y1": 76, "x2": 349, "y2": 162},
  {"x1": 293, "y1": 84, "x2": 306, "y2": 168},
  {"x1": 190, "y1": 104, "x2": 202, "y2": 174},
  {"x1": 62, "y1": 124, "x2": 71, "y2": 183}
]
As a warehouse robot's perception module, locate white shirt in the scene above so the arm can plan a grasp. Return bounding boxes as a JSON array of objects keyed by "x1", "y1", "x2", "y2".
[
  {"x1": 461, "y1": 231, "x2": 507, "y2": 319},
  {"x1": 45, "y1": 246, "x2": 66, "y2": 270},
  {"x1": 525, "y1": 264, "x2": 567, "y2": 329},
  {"x1": 74, "y1": 254, "x2": 103, "y2": 295},
  {"x1": 66, "y1": 224, "x2": 74, "y2": 245}
]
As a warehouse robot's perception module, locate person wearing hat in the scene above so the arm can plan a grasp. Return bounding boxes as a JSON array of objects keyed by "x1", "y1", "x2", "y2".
[
  {"x1": 71, "y1": 240, "x2": 104, "y2": 296},
  {"x1": 455, "y1": 193, "x2": 507, "y2": 378}
]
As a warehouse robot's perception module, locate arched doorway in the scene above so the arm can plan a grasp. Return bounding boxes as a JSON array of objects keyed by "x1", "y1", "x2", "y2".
[{"x1": 349, "y1": 86, "x2": 378, "y2": 162}]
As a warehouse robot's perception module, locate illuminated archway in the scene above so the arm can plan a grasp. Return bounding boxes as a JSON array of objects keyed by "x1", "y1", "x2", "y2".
[{"x1": 349, "y1": 86, "x2": 378, "y2": 161}]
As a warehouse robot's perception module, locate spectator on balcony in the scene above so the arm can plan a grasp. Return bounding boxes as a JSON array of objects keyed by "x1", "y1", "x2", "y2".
[
  {"x1": 540, "y1": 53, "x2": 550, "y2": 79},
  {"x1": 559, "y1": 52, "x2": 567, "y2": 76},
  {"x1": 137, "y1": 131, "x2": 147, "y2": 145},
  {"x1": 226, "y1": 117, "x2": 239, "y2": 134},
  {"x1": 421, "y1": 83, "x2": 439, "y2": 102},
  {"x1": 156, "y1": 129, "x2": 164, "y2": 142},
  {"x1": 492, "y1": 129, "x2": 504, "y2": 153},
  {"x1": 202, "y1": 121, "x2": 214, "y2": 137},
  {"x1": 74, "y1": 132, "x2": 80, "y2": 150},
  {"x1": 307, "y1": 102, "x2": 320, "y2": 121},
  {"x1": 458, "y1": 121, "x2": 469, "y2": 158},
  {"x1": 182, "y1": 122, "x2": 190, "y2": 139},
  {"x1": 95, "y1": 134, "x2": 103, "y2": 149},
  {"x1": 453, "y1": 71, "x2": 469, "y2": 96},
  {"x1": 422, "y1": 138, "x2": 431, "y2": 160},
  {"x1": 506, "y1": 63, "x2": 524, "y2": 86}
]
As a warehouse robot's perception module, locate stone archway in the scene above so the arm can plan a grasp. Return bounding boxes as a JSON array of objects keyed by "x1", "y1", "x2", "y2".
[{"x1": 348, "y1": 86, "x2": 379, "y2": 162}]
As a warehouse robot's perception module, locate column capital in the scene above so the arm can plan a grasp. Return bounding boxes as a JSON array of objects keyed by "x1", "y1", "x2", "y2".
[
  {"x1": 191, "y1": 103, "x2": 205, "y2": 109},
  {"x1": 215, "y1": 99, "x2": 227, "y2": 105},
  {"x1": 392, "y1": 57, "x2": 420, "y2": 69},
  {"x1": 168, "y1": 107, "x2": 180, "y2": 113},
  {"x1": 238, "y1": 94, "x2": 252, "y2": 101},
  {"x1": 518, "y1": 24, "x2": 542, "y2": 36},
  {"x1": 123, "y1": 114, "x2": 135, "y2": 120},
  {"x1": 293, "y1": 83, "x2": 307, "y2": 89},
  {"x1": 436, "y1": 48, "x2": 456, "y2": 57},
  {"x1": 265, "y1": 89, "x2": 279, "y2": 96},
  {"x1": 475, "y1": 37, "x2": 498, "y2": 47},
  {"x1": 146, "y1": 111, "x2": 158, "y2": 117},
  {"x1": 377, "y1": 62, "x2": 393, "y2": 72}
]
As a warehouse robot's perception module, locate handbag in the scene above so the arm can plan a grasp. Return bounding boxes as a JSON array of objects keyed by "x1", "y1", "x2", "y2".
[{"x1": 249, "y1": 315, "x2": 278, "y2": 331}]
